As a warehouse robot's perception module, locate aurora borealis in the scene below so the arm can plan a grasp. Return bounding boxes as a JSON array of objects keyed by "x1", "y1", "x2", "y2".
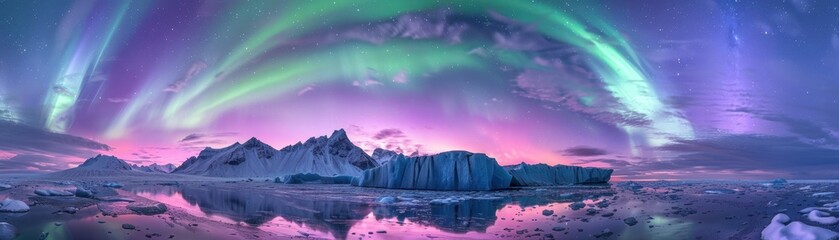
[{"x1": 1, "y1": 0, "x2": 838, "y2": 179}]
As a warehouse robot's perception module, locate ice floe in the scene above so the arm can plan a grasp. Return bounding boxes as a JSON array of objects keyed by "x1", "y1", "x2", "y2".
[
  {"x1": 762, "y1": 213, "x2": 839, "y2": 240},
  {"x1": 0, "y1": 198, "x2": 29, "y2": 213}
]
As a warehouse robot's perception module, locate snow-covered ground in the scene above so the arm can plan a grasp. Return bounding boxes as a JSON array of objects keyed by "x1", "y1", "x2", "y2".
[{"x1": 2, "y1": 174, "x2": 839, "y2": 240}]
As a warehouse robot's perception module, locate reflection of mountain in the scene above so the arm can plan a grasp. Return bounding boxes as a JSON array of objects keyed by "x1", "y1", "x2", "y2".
[{"x1": 175, "y1": 186, "x2": 371, "y2": 239}]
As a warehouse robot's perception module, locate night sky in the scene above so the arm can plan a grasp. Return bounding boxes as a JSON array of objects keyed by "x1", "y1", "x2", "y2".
[{"x1": 1, "y1": 0, "x2": 837, "y2": 179}]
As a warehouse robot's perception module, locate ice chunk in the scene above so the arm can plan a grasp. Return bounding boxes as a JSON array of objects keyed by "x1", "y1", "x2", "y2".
[
  {"x1": 377, "y1": 197, "x2": 398, "y2": 204},
  {"x1": 34, "y1": 189, "x2": 73, "y2": 196},
  {"x1": 808, "y1": 210, "x2": 839, "y2": 225},
  {"x1": 813, "y1": 192, "x2": 836, "y2": 198},
  {"x1": 0, "y1": 222, "x2": 16, "y2": 240},
  {"x1": 762, "y1": 213, "x2": 839, "y2": 240},
  {"x1": 0, "y1": 184, "x2": 11, "y2": 190},
  {"x1": 0, "y1": 198, "x2": 29, "y2": 213},
  {"x1": 355, "y1": 151, "x2": 512, "y2": 191},
  {"x1": 102, "y1": 182, "x2": 123, "y2": 188},
  {"x1": 505, "y1": 163, "x2": 612, "y2": 186}
]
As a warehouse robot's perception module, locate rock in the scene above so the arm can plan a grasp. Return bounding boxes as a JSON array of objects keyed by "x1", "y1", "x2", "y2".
[
  {"x1": 542, "y1": 210, "x2": 554, "y2": 216},
  {"x1": 506, "y1": 163, "x2": 613, "y2": 186},
  {"x1": 0, "y1": 184, "x2": 11, "y2": 190},
  {"x1": 74, "y1": 187, "x2": 93, "y2": 198},
  {"x1": 62, "y1": 207, "x2": 78, "y2": 214},
  {"x1": 624, "y1": 217, "x2": 638, "y2": 226},
  {"x1": 122, "y1": 224, "x2": 136, "y2": 230},
  {"x1": 0, "y1": 222, "x2": 16, "y2": 240},
  {"x1": 376, "y1": 230, "x2": 387, "y2": 234},
  {"x1": 594, "y1": 229, "x2": 613, "y2": 238},
  {"x1": 552, "y1": 226, "x2": 566, "y2": 231},
  {"x1": 0, "y1": 198, "x2": 29, "y2": 213},
  {"x1": 127, "y1": 203, "x2": 168, "y2": 215},
  {"x1": 39, "y1": 231, "x2": 48, "y2": 240},
  {"x1": 762, "y1": 213, "x2": 838, "y2": 240},
  {"x1": 569, "y1": 202, "x2": 586, "y2": 210},
  {"x1": 355, "y1": 151, "x2": 512, "y2": 191}
]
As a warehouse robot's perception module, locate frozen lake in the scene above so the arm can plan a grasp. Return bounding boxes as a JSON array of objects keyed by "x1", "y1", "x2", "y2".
[{"x1": 1, "y1": 176, "x2": 838, "y2": 239}]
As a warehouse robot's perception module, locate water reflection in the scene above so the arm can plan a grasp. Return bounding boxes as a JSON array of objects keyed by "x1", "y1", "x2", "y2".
[{"x1": 133, "y1": 185, "x2": 370, "y2": 239}]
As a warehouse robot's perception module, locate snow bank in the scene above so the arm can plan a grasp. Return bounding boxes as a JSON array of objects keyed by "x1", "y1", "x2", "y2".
[
  {"x1": 355, "y1": 151, "x2": 512, "y2": 191},
  {"x1": 0, "y1": 198, "x2": 29, "y2": 213},
  {"x1": 808, "y1": 210, "x2": 839, "y2": 225},
  {"x1": 505, "y1": 163, "x2": 612, "y2": 186},
  {"x1": 274, "y1": 173, "x2": 353, "y2": 184},
  {"x1": 762, "y1": 213, "x2": 839, "y2": 240}
]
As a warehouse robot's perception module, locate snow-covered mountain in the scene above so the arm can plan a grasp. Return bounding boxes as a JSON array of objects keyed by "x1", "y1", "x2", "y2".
[
  {"x1": 132, "y1": 163, "x2": 177, "y2": 173},
  {"x1": 172, "y1": 129, "x2": 380, "y2": 177},
  {"x1": 77, "y1": 155, "x2": 134, "y2": 170},
  {"x1": 371, "y1": 148, "x2": 399, "y2": 165},
  {"x1": 48, "y1": 155, "x2": 156, "y2": 178}
]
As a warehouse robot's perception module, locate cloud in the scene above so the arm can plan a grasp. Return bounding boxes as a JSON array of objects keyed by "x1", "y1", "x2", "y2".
[
  {"x1": 179, "y1": 132, "x2": 238, "y2": 143},
  {"x1": 340, "y1": 9, "x2": 467, "y2": 44},
  {"x1": 348, "y1": 127, "x2": 425, "y2": 156},
  {"x1": 561, "y1": 146, "x2": 608, "y2": 157},
  {"x1": 0, "y1": 120, "x2": 110, "y2": 158},
  {"x1": 573, "y1": 158, "x2": 632, "y2": 167},
  {"x1": 164, "y1": 61, "x2": 208, "y2": 93},
  {"x1": 512, "y1": 56, "x2": 651, "y2": 127},
  {"x1": 728, "y1": 108, "x2": 836, "y2": 144},
  {"x1": 489, "y1": 11, "x2": 559, "y2": 51},
  {"x1": 373, "y1": 128, "x2": 406, "y2": 140},
  {"x1": 631, "y1": 135, "x2": 839, "y2": 179},
  {"x1": 0, "y1": 154, "x2": 70, "y2": 173}
]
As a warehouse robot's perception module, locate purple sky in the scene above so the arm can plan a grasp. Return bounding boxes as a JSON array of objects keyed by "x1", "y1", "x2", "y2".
[{"x1": 0, "y1": 0, "x2": 838, "y2": 179}]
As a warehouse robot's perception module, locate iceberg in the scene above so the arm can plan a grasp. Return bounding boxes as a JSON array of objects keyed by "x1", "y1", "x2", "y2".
[
  {"x1": 505, "y1": 163, "x2": 613, "y2": 186},
  {"x1": 274, "y1": 173, "x2": 353, "y2": 184},
  {"x1": 762, "y1": 213, "x2": 839, "y2": 240},
  {"x1": 355, "y1": 151, "x2": 512, "y2": 191}
]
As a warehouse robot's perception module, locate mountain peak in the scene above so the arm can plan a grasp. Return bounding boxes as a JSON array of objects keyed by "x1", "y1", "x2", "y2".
[
  {"x1": 78, "y1": 155, "x2": 133, "y2": 171},
  {"x1": 329, "y1": 129, "x2": 347, "y2": 140},
  {"x1": 243, "y1": 137, "x2": 267, "y2": 148}
]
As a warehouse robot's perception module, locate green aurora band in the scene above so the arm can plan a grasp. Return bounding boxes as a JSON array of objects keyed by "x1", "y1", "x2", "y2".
[{"x1": 105, "y1": 0, "x2": 693, "y2": 149}]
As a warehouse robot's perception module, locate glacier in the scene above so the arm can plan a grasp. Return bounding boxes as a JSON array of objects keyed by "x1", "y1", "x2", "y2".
[
  {"x1": 172, "y1": 129, "x2": 379, "y2": 177},
  {"x1": 354, "y1": 151, "x2": 512, "y2": 191},
  {"x1": 274, "y1": 173, "x2": 353, "y2": 184},
  {"x1": 505, "y1": 163, "x2": 613, "y2": 186}
]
